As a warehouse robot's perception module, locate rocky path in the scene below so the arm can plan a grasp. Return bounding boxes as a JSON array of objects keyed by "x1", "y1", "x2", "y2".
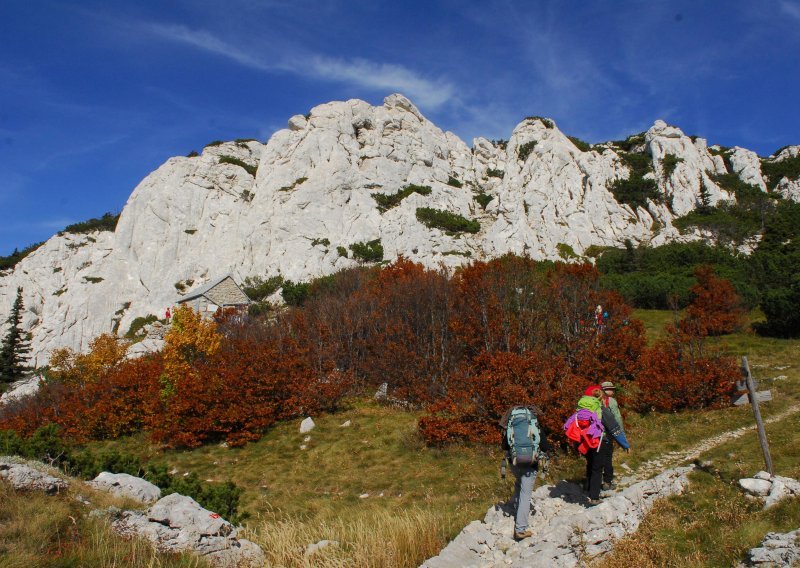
[
  {"x1": 421, "y1": 403, "x2": 800, "y2": 568},
  {"x1": 620, "y1": 402, "x2": 800, "y2": 486}
]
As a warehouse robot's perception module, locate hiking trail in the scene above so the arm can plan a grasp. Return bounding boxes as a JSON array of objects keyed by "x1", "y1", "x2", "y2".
[{"x1": 421, "y1": 403, "x2": 800, "y2": 568}]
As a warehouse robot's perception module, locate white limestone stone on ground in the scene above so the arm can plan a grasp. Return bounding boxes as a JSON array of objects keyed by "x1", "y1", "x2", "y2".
[
  {"x1": 111, "y1": 492, "x2": 265, "y2": 567},
  {"x1": 88, "y1": 472, "x2": 161, "y2": 503},
  {"x1": 738, "y1": 528, "x2": 800, "y2": 567},
  {"x1": 739, "y1": 478, "x2": 773, "y2": 497},
  {"x1": 299, "y1": 417, "x2": 315, "y2": 433},
  {"x1": 0, "y1": 457, "x2": 69, "y2": 494}
]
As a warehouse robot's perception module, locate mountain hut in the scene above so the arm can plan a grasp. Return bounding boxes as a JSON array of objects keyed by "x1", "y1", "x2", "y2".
[{"x1": 176, "y1": 275, "x2": 251, "y2": 315}]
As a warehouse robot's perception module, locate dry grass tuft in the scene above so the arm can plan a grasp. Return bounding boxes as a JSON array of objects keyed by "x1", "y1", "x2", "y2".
[{"x1": 249, "y1": 506, "x2": 454, "y2": 568}]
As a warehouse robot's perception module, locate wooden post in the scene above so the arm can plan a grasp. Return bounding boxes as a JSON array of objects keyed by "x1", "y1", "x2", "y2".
[{"x1": 742, "y1": 356, "x2": 774, "y2": 476}]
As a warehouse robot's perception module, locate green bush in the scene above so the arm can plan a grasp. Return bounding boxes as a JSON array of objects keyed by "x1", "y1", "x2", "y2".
[
  {"x1": 567, "y1": 136, "x2": 591, "y2": 152},
  {"x1": 349, "y1": 239, "x2": 384, "y2": 263},
  {"x1": 281, "y1": 280, "x2": 310, "y2": 306},
  {"x1": 608, "y1": 176, "x2": 660, "y2": 209},
  {"x1": 63, "y1": 213, "x2": 120, "y2": 235},
  {"x1": 372, "y1": 184, "x2": 432, "y2": 211},
  {"x1": 490, "y1": 139, "x2": 507, "y2": 149},
  {"x1": 524, "y1": 116, "x2": 554, "y2": 129},
  {"x1": 242, "y1": 275, "x2": 284, "y2": 302},
  {"x1": 486, "y1": 168, "x2": 504, "y2": 179},
  {"x1": 83, "y1": 276, "x2": 104, "y2": 284},
  {"x1": 311, "y1": 238, "x2": 330, "y2": 248},
  {"x1": 0, "y1": 242, "x2": 45, "y2": 272},
  {"x1": 337, "y1": 246, "x2": 348, "y2": 258},
  {"x1": 474, "y1": 193, "x2": 492, "y2": 210},
  {"x1": 517, "y1": 141, "x2": 537, "y2": 162},
  {"x1": 205, "y1": 140, "x2": 224, "y2": 148},
  {"x1": 761, "y1": 155, "x2": 800, "y2": 189},
  {"x1": 661, "y1": 153, "x2": 684, "y2": 177},
  {"x1": 556, "y1": 243, "x2": 579, "y2": 260},
  {"x1": 609, "y1": 133, "x2": 645, "y2": 152},
  {"x1": 186, "y1": 150, "x2": 199, "y2": 158},
  {"x1": 125, "y1": 315, "x2": 158, "y2": 338},
  {"x1": 218, "y1": 156, "x2": 257, "y2": 177},
  {"x1": 416, "y1": 208, "x2": 480, "y2": 234},
  {"x1": 446, "y1": 176, "x2": 463, "y2": 188}
]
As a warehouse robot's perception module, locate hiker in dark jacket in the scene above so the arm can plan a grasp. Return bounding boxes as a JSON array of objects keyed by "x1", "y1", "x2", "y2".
[
  {"x1": 600, "y1": 381, "x2": 626, "y2": 490},
  {"x1": 499, "y1": 407, "x2": 553, "y2": 540},
  {"x1": 579, "y1": 385, "x2": 630, "y2": 504}
]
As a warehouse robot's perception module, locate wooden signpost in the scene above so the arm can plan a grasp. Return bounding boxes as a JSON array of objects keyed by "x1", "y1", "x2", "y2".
[{"x1": 739, "y1": 356, "x2": 774, "y2": 476}]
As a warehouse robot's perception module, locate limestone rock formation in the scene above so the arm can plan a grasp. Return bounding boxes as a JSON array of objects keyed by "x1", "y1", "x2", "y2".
[
  {"x1": 88, "y1": 472, "x2": 162, "y2": 504},
  {"x1": 0, "y1": 94, "x2": 796, "y2": 364},
  {"x1": 111, "y1": 492, "x2": 265, "y2": 567},
  {"x1": 0, "y1": 456, "x2": 69, "y2": 494},
  {"x1": 739, "y1": 528, "x2": 800, "y2": 567},
  {"x1": 420, "y1": 465, "x2": 694, "y2": 568},
  {"x1": 739, "y1": 471, "x2": 800, "y2": 509}
]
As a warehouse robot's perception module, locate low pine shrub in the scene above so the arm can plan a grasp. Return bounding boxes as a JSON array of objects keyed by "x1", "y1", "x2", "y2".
[
  {"x1": 517, "y1": 141, "x2": 537, "y2": 162},
  {"x1": 474, "y1": 193, "x2": 492, "y2": 210},
  {"x1": 446, "y1": 176, "x2": 463, "y2": 188},
  {"x1": 350, "y1": 239, "x2": 384, "y2": 263},
  {"x1": 63, "y1": 213, "x2": 120, "y2": 235},
  {"x1": 567, "y1": 136, "x2": 591, "y2": 152},
  {"x1": 416, "y1": 208, "x2": 480, "y2": 234},
  {"x1": 126, "y1": 315, "x2": 157, "y2": 338},
  {"x1": 373, "y1": 184, "x2": 432, "y2": 211},
  {"x1": 218, "y1": 156, "x2": 257, "y2": 176}
]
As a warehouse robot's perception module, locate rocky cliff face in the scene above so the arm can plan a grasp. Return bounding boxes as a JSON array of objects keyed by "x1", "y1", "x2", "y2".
[{"x1": 1, "y1": 94, "x2": 798, "y2": 364}]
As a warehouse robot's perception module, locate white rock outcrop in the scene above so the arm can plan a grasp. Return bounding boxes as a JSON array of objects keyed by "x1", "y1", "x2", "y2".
[
  {"x1": 0, "y1": 94, "x2": 796, "y2": 364},
  {"x1": 88, "y1": 472, "x2": 162, "y2": 504},
  {"x1": 299, "y1": 417, "x2": 315, "y2": 434},
  {"x1": 0, "y1": 375, "x2": 43, "y2": 405},
  {"x1": 739, "y1": 528, "x2": 800, "y2": 567},
  {"x1": 421, "y1": 465, "x2": 694, "y2": 567},
  {"x1": 739, "y1": 471, "x2": 800, "y2": 509},
  {"x1": 111, "y1": 492, "x2": 265, "y2": 567},
  {"x1": 0, "y1": 456, "x2": 69, "y2": 494}
]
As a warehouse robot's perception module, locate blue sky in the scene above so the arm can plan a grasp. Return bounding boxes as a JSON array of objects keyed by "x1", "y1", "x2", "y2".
[{"x1": 1, "y1": 0, "x2": 799, "y2": 255}]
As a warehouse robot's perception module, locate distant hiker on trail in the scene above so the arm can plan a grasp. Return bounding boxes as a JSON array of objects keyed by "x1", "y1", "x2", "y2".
[
  {"x1": 564, "y1": 385, "x2": 629, "y2": 505},
  {"x1": 499, "y1": 405, "x2": 553, "y2": 541},
  {"x1": 165, "y1": 307, "x2": 171, "y2": 324},
  {"x1": 600, "y1": 381, "x2": 625, "y2": 490},
  {"x1": 595, "y1": 305, "x2": 606, "y2": 333}
]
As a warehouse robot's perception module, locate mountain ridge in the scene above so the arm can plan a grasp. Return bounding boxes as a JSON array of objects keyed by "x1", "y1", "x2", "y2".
[{"x1": 1, "y1": 93, "x2": 799, "y2": 365}]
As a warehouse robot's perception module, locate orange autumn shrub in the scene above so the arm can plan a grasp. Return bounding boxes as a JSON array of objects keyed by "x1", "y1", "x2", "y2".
[
  {"x1": 684, "y1": 265, "x2": 745, "y2": 336},
  {"x1": 635, "y1": 323, "x2": 737, "y2": 412},
  {"x1": 47, "y1": 333, "x2": 130, "y2": 385},
  {"x1": 418, "y1": 351, "x2": 584, "y2": 445}
]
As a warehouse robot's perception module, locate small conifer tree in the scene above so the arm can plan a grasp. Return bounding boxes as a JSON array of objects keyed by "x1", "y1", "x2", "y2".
[{"x1": 0, "y1": 287, "x2": 32, "y2": 387}]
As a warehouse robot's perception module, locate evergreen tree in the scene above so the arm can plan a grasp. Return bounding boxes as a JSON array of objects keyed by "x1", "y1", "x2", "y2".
[{"x1": 0, "y1": 287, "x2": 32, "y2": 387}]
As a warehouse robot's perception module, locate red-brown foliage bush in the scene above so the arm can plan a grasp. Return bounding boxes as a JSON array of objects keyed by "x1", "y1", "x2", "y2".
[
  {"x1": 635, "y1": 324, "x2": 737, "y2": 412},
  {"x1": 685, "y1": 265, "x2": 745, "y2": 336},
  {"x1": 0, "y1": 355, "x2": 162, "y2": 442},
  {"x1": 419, "y1": 350, "x2": 584, "y2": 445}
]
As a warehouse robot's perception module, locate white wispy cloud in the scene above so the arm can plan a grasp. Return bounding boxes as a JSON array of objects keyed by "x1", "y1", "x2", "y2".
[
  {"x1": 140, "y1": 23, "x2": 455, "y2": 109},
  {"x1": 780, "y1": 0, "x2": 800, "y2": 21}
]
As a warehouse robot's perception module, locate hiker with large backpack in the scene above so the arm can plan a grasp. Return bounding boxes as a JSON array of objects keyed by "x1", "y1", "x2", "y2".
[
  {"x1": 600, "y1": 381, "x2": 625, "y2": 490},
  {"x1": 499, "y1": 405, "x2": 553, "y2": 541},
  {"x1": 563, "y1": 385, "x2": 630, "y2": 504}
]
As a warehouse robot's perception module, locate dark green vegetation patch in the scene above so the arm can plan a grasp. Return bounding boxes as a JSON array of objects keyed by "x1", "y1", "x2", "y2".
[
  {"x1": 63, "y1": 213, "x2": 120, "y2": 235},
  {"x1": 218, "y1": 156, "x2": 258, "y2": 177},
  {"x1": 372, "y1": 184, "x2": 432, "y2": 212},
  {"x1": 416, "y1": 208, "x2": 480, "y2": 234}
]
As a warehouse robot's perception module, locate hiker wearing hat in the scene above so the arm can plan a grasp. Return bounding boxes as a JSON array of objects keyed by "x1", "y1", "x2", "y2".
[
  {"x1": 574, "y1": 385, "x2": 630, "y2": 504},
  {"x1": 600, "y1": 381, "x2": 625, "y2": 490}
]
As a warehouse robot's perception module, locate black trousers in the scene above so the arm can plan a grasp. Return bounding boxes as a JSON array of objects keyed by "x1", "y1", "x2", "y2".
[
  {"x1": 599, "y1": 438, "x2": 614, "y2": 483},
  {"x1": 585, "y1": 447, "x2": 604, "y2": 499}
]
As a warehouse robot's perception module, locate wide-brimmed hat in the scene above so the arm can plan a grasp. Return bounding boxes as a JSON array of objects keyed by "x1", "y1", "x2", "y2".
[{"x1": 600, "y1": 381, "x2": 616, "y2": 390}]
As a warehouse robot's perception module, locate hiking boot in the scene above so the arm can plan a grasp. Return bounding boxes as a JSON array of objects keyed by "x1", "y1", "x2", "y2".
[
  {"x1": 602, "y1": 481, "x2": 616, "y2": 491},
  {"x1": 514, "y1": 529, "x2": 533, "y2": 541},
  {"x1": 586, "y1": 498, "x2": 602, "y2": 506}
]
